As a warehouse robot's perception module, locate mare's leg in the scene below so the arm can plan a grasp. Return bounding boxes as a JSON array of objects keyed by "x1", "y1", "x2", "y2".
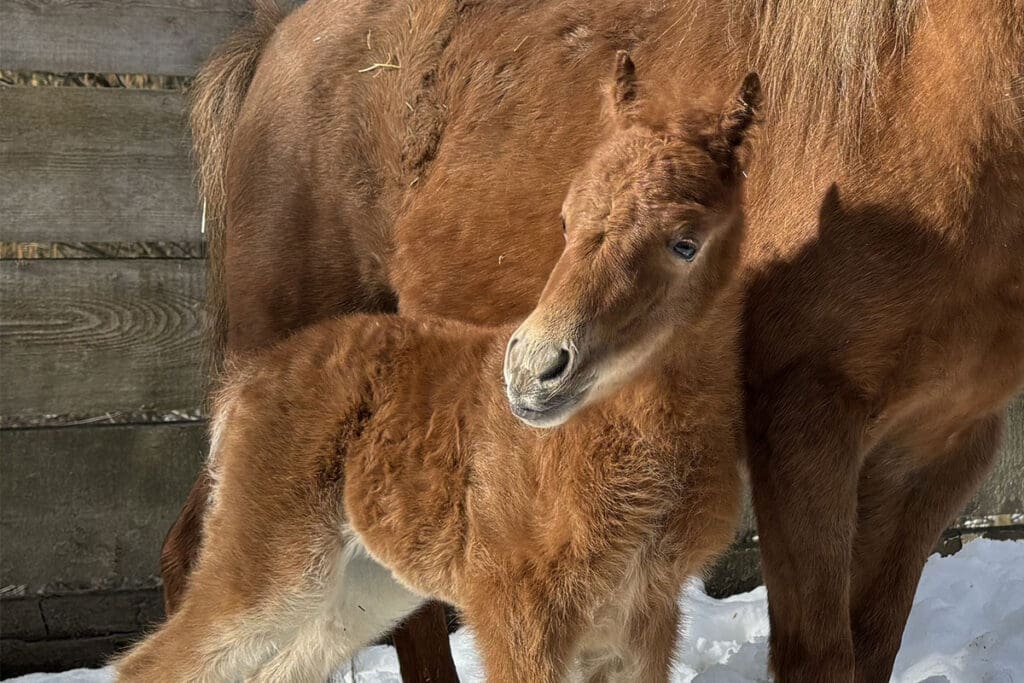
[
  {"x1": 849, "y1": 414, "x2": 1004, "y2": 683},
  {"x1": 746, "y1": 366, "x2": 869, "y2": 683},
  {"x1": 159, "y1": 469, "x2": 211, "y2": 614},
  {"x1": 392, "y1": 602, "x2": 458, "y2": 681}
]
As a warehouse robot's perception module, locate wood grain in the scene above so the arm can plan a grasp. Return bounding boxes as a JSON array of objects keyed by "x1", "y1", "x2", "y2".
[
  {"x1": 0, "y1": 422, "x2": 207, "y2": 594},
  {"x1": 1, "y1": 87, "x2": 201, "y2": 243},
  {"x1": 0, "y1": 259, "x2": 205, "y2": 420},
  {"x1": 962, "y1": 396, "x2": 1024, "y2": 521},
  {"x1": 1, "y1": 241, "x2": 206, "y2": 260},
  {"x1": 0, "y1": 0, "x2": 251, "y2": 75}
]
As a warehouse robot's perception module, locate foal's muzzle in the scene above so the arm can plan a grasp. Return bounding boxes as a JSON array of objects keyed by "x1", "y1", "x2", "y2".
[{"x1": 503, "y1": 327, "x2": 589, "y2": 427}]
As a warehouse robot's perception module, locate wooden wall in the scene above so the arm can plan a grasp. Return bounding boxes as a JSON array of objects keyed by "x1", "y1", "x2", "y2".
[
  {"x1": 0, "y1": 0, "x2": 1021, "y2": 674},
  {"x1": 0, "y1": 1, "x2": 249, "y2": 673}
]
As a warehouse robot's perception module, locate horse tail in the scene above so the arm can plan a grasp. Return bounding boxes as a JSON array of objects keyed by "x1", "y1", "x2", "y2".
[{"x1": 189, "y1": 0, "x2": 286, "y2": 382}]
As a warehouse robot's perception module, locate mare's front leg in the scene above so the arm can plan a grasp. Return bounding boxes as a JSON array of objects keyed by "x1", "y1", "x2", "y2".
[
  {"x1": 746, "y1": 365, "x2": 869, "y2": 683},
  {"x1": 849, "y1": 414, "x2": 1004, "y2": 683}
]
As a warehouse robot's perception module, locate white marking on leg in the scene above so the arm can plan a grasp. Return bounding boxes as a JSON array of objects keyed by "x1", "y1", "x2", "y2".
[{"x1": 246, "y1": 534, "x2": 425, "y2": 680}]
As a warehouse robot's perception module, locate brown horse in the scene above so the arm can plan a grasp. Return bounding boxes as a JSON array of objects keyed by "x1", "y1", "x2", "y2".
[
  {"x1": 164, "y1": 0, "x2": 1024, "y2": 681},
  {"x1": 120, "y1": 61, "x2": 756, "y2": 682}
]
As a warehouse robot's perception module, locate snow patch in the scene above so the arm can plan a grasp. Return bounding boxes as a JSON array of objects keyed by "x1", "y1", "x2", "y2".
[{"x1": 7, "y1": 539, "x2": 1023, "y2": 683}]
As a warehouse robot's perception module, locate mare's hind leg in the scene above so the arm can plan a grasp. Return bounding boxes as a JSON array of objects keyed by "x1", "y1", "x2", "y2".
[
  {"x1": 849, "y1": 414, "x2": 1004, "y2": 683},
  {"x1": 159, "y1": 467, "x2": 213, "y2": 615}
]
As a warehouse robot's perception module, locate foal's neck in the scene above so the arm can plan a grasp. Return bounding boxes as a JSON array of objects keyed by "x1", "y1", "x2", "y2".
[{"x1": 576, "y1": 334, "x2": 698, "y2": 428}]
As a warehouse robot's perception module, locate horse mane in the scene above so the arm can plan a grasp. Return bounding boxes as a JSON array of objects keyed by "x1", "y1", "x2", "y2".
[{"x1": 736, "y1": 0, "x2": 920, "y2": 139}]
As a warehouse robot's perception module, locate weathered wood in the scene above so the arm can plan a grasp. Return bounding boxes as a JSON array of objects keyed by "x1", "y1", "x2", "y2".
[
  {"x1": 0, "y1": 423, "x2": 207, "y2": 594},
  {"x1": 0, "y1": 0, "x2": 251, "y2": 76},
  {"x1": 1, "y1": 242, "x2": 206, "y2": 260},
  {"x1": 1, "y1": 590, "x2": 165, "y2": 642},
  {"x1": 0, "y1": 634, "x2": 140, "y2": 677},
  {"x1": 0, "y1": 259, "x2": 205, "y2": 420},
  {"x1": 0, "y1": 408, "x2": 206, "y2": 431},
  {"x1": 1, "y1": 87, "x2": 201, "y2": 243},
  {"x1": 961, "y1": 396, "x2": 1024, "y2": 521}
]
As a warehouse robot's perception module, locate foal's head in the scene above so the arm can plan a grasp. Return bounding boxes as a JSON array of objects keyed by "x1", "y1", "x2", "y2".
[{"x1": 504, "y1": 53, "x2": 760, "y2": 427}]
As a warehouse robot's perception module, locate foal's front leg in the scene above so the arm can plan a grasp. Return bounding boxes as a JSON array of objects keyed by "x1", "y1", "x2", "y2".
[
  {"x1": 463, "y1": 574, "x2": 589, "y2": 683},
  {"x1": 583, "y1": 584, "x2": 680, "y2": 683}
]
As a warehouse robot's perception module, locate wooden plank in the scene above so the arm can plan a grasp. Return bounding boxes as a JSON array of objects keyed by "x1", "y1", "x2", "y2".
[
  {"x1": 0, "y1": 633, "x2": 141, "y2": 677},
  {"x1": 1, "y1": 590, "x2": 164, "y2": 642},
  {"x1": 0, "y1": 259, "x2": 205, "y2": 420},
  {"x1": 961, "y1": 395, "x2": 1024, "y2": 522},
  {"x1": 0, "y1": 0, "x2": 251, "y2": 76},
  {"x1": 0, "y1": 423, "x2": 207, "y2": 594},
  {"x1": 0, "y1": 242, "x2": 206, "y2": 260},
  {"x1": 1, "y1": 87, "x2": 201, "y2": 243}
]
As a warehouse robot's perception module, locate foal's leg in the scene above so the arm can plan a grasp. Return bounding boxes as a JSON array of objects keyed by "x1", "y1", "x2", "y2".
[
  {"x1": 251, "y1": 541, "x2": 426, "y2": 682},
  {"x1": 605, "y1": 584, "x2": 680, "y2": 683},
  {"x1": 115, "y1": 587, "x2": 277, "y2": 682},
  {"x1": 578, "y1": 591, "x2": 679, "y2": 683},
  {"x1": 463, "y1": 577, "x2": 589, "y2": 683},
  {"x1": 746, "y1": 367, "x2": 869, "y2": 683},
  {"x1": 121, "y1": 539, "x2": 424, "y2": 682},
  {"x1": 849, "y1": 414, "x2": 1004, "y2": 683},
  {"x1": 584, "y1": 557, "x2": 684, "y2": 683}
]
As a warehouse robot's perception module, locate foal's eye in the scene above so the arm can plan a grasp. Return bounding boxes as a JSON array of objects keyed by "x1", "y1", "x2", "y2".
[
  {"x1": 561, "y1": 217, "x2": 567, "y2": 235},
  {"x1": 671, "y1": 239, "x2": 700, "y2": 261}
]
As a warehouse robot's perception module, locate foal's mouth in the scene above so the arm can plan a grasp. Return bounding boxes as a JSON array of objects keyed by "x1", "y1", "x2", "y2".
[{"x1": 507, "y1": 383, "x2": 591, "y2": 428}]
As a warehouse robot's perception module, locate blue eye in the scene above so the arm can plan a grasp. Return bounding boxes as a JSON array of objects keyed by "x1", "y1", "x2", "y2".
[{"x1": 672, "y1": 239, "x2": 699, "y2": 261}]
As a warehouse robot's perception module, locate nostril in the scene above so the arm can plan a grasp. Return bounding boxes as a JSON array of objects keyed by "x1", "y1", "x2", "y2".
[{"x1": 538, "y1": 347, "x2": 571, "y2": 383}]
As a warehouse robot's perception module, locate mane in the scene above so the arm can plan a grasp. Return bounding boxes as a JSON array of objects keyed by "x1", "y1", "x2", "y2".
[{"x1": 733, "y1": 0, "x2": 921, "y2": 140}]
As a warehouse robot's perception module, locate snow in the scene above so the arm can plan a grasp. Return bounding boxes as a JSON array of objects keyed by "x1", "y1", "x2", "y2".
[{"x1": 8, "y1": 538, "x2": 1022, "y2": 683}]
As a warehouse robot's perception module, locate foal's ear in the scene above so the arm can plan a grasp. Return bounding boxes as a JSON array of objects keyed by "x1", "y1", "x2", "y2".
[
  {"x1": 608, "y1": 50, "x2": 639, "y2": 122},
  {"x1": 719, "y1": 72, "x2": 761, "y2": 148}
]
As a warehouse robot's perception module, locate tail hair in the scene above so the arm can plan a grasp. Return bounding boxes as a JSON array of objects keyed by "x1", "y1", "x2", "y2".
[{"x1": 189, "y1": 0, "x2": 287, "y2": 384}]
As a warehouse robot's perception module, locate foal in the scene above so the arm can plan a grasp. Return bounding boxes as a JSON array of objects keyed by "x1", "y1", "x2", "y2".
[{"x1": 117, "y1": 57, "x2": 758, "y2": 682}]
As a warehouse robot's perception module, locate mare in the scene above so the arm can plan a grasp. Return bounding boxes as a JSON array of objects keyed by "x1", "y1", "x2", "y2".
[
  {"x1": 121, "y1": 60, "x2": 758, "y2": 682},
  {"x1": 164, "y1": 0, "x2": 1024, "y2": 680}
]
